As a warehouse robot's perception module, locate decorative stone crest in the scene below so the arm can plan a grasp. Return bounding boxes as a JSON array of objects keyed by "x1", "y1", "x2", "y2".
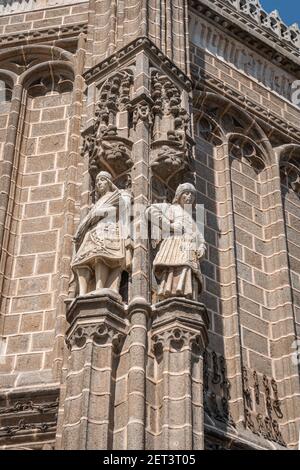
[{"x1": 152, "y1": 326, "x2": 203, "y2": 355}]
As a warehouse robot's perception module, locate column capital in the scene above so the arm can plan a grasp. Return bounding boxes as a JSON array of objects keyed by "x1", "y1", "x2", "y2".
[{"x1": 127, "y1": 296, "x2": 152, "y2": 318}]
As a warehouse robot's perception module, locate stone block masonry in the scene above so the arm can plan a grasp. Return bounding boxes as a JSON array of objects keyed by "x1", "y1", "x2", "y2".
[{"x1": 0, "y1": 0, "x2": 300, "y2": 452}]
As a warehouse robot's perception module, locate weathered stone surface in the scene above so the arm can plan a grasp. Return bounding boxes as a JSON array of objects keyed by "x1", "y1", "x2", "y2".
[{"x1": 0, "y1": 0, "x2": 299, "y2": 453}]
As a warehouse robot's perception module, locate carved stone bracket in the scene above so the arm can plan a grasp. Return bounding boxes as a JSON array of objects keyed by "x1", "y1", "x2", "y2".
[
  {"x1": 151, "y1": 297, "x2": 209, "y2": 353},
  {"x1": 67, "y1": 321, "x2": 124, "y2": 352},
  {"x1": 152, "y1": 326, "x2": 203, "y2": 356},
  {"x1": 82, "y1": 134, "x2": 133, "y2": 187},
  {"x1": 66, "y1": 293, "x2": 127, "y2": 352}
]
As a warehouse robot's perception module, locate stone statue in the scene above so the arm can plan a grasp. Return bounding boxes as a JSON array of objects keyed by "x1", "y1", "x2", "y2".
[
  {"x1": 72, "y1": 171, "x2": 132, "y2": 299},
  {"x1": 147, "y1": 183, "x2": 206, "y2": 301}
]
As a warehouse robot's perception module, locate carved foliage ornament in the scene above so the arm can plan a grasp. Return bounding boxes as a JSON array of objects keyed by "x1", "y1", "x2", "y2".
[
  {"x1": 150, "y1": 70, "x2": 194, "y2": 190},
  {"x1": 82, "y1": 69, "x2": 134, "y2": 182}
]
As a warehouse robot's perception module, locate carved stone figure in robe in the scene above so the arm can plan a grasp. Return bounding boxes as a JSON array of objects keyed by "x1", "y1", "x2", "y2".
[
  {"x1": 72, "y1": 171, "x2": 132, "y2": 298},
  {"x1": 147, "y1": 183, "x2": 206, "y2": 301}
]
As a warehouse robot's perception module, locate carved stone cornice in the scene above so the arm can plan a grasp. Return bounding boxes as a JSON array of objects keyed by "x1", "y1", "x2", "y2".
[
  {"x1": 190, "y1": 0, "x2": 300, "y2": 77},
  {"x1": 0, "y1": 23, "x2": 87, "y2": 50},
  {"x1": 84, "y1": 37, "x2": 192, "y2": 91},
  {"x1": 190, "y1": 11, "x2": 296, "y2": 104}
]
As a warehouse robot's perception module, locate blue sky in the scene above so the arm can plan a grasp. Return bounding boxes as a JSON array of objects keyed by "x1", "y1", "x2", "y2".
[{"x1": 260, "y1": 1, "x2": 300, "y2": 25}]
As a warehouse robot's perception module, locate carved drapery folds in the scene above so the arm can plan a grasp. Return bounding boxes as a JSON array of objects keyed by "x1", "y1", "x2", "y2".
[{"x1": 82, "y1": 69, "x2": 134, "y2": 188}]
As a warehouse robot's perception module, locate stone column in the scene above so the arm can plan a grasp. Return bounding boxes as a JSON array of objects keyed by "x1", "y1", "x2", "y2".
[
  {"x1": 61, "y1": 294, "x2": 127, "y2": 450},
  {"x1": 151, "y1": 298, "x2": 209, "y2": 450},
  {"x1": 127, "y1": 298, "x2": 151, "y2": 449}
]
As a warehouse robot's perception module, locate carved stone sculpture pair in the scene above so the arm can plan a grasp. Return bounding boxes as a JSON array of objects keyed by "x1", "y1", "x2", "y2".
[{"x1": 71, "y1": 171, "x2": 206, "y2": 302}]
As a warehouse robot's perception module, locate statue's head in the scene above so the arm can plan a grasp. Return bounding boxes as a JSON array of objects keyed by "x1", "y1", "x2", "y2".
[
  {"x1": 173, "y1": 183, "x2": 196, "y2": 207},
  {"x1": 95, "y1": 171, "x2": 114, "y2": 196}
]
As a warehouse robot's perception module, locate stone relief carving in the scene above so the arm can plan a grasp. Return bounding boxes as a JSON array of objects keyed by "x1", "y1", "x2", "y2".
[
  {"x1": 67, "y1": 322, "x2": 124, "y2": 352},
  {"x1": 146, "y1": 183, "x2": 206, "y2": 302},
  {"x1": 71, "y1": 171, "x2": 132, "y2": 300},
  {"x1": 242, "y1": 367, "x2": 286, "y2": 446},
  {"x1": 204, "y1": 350, "x2": 234, "y2": 426},
  {"x1": 152, "y1": 327, "x2": 203, "y2": 355},
  {"x1": 150, "y1": 70, "x2": 194, "y2": 199},
  {"x1": 82, "y1": 69, "x2": 134, "y2": 184},
  {"x1": 0, "y1": 396, "x2": 58, "y2": 441}
]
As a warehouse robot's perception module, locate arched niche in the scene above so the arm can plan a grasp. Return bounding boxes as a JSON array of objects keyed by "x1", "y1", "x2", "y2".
[
  {"x1": 277, "y1": 145, "x2": 300, "y2": 340},
  {"x1": 0, "y1": 45, "x2": 73, "y2": 76},
  {"x1": 193, "y1": 91, "x2": 273, "y2": 167},
  {"x1": 20, "y1": 61, "x2": 75, "y2": 97}
]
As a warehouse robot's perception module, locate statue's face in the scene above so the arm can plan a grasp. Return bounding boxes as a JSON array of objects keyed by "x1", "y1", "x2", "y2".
[
  {"x1": 179, "y1": 191, "x2": 195, "y2": 206},
  {"x1": 96, "y1": 176, "x2": 110, "y2": 195}
]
